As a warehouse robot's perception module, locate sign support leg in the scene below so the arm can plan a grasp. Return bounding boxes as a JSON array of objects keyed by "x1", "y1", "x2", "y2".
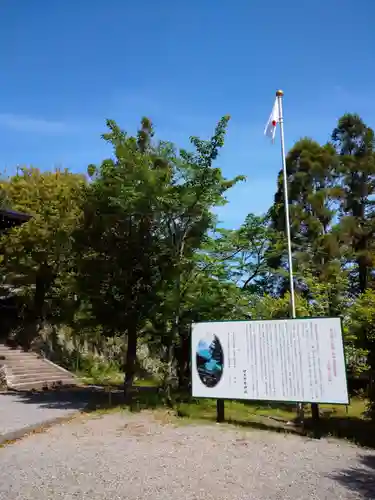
[
  {"x1": 216, "y1": 399, "x2": 225, "y2": 423},
  {"x1": 311, "y1": 402, "x2": 321, "y2": 438}
]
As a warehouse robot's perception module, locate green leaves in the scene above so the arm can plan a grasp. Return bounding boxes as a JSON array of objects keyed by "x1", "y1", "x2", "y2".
[{"x1": 0, "y1": 167, "x2": 86, "y2": 346}]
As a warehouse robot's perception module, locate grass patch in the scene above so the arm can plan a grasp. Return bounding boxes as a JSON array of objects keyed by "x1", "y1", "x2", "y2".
[
  {"x1": 177, "y1": 399, "x2": 296, "y2": 423},
  {"x1": 79, "y1": 370, "x2": 124, "y2": 386},
  {"x1": 134, "y1": 377, "x2": 159, "y2": 388},
  {"x1": 317, "y1": 399, "x2": 365, "y2": 418},
  {"x1": 176, "y1": 398, "x2": 367, "y2": 424},
  {"x1": 79, "y1": 369, "x2": 158, "y2": 388}
]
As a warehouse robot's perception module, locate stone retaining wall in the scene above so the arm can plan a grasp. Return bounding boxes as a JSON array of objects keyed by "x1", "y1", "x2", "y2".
[{"x1": 0, "y1": 364, "x2": 8, "y2": 390}]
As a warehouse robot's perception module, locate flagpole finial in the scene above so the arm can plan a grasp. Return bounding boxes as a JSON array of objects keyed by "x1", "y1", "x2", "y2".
[{"x1": 276, "y1": 89, "x2": 284, "y2": 97}]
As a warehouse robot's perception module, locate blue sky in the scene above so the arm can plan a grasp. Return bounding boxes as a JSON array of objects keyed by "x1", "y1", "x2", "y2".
[{"x1": 0, "y1": 0, "x2": 374, "y2": 228}]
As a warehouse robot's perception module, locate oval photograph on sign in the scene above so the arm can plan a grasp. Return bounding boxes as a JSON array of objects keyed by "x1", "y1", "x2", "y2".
[{"x1": 196, "y1": 334, "x2": 224, "y2": 388}]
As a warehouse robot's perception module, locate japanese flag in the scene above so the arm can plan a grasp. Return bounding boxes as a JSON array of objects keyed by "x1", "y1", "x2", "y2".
[{"x1": 264, "y1": 97, "x2": 280, "y2": 143}]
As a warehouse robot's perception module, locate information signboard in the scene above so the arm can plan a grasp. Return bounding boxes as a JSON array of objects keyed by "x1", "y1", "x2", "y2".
[{"x1": 191, "y1": 318, "x2": 349, "y2": 404}]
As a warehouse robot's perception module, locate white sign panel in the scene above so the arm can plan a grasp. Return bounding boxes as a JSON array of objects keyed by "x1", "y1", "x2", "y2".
[{"x1": 191, "y1": 318, "x2": 349, "y2": 404}]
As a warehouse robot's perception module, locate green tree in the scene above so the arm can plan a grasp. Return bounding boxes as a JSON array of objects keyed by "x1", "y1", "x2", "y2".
[
  {"x1": 268, "y1": 138, "x2": 346, "y2": 312},
  {"x1": 332, "y1": 114, "x2": 375, "y2": 294},
  {"x1": 74, "y1": 118, "x2": 173, "y2": 396},
  {"x1": 208, "y1": 213, "x2": 273, "y2": 293},
  {"x1": 155, "y1": 115, "x2": 245, "y2": 400},
  {"x1": 0, "y1": 186, "x2": 9, "y2": 209},
  {"x1": 171, "y1": 264, "x2": 250, "y2": 389},
  {"x1": 345, "y1": 289, "x2": 375, "y2": 414},
  {"x1": 0, "y1": 167, "x2": 85, "y2": 347}
]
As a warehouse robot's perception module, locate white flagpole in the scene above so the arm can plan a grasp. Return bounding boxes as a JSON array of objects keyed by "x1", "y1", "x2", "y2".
[
  {"x1": 276, "y1": 90, "x2": 305, "y2": 422},
  {"x1": 276, "y1": 90, "x2": 296, "y2": 319}
]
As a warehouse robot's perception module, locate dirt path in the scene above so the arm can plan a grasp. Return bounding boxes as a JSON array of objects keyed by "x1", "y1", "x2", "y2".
[{"x1": 1, "y1": 410, "x2": 374, "y2": 499}]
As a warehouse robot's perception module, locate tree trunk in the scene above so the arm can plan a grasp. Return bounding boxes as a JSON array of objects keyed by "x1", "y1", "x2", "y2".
[
  {"x1": 124, "y1": 326, "x2": 137, "y2": 402},
  {"x1": 22, "y1": 268, "x2": 50, "y2": 350},
  {"x1": 357, "y1": 253, "x2": 369, "y2": 294},
  {"x1": 366, "y1": 344, "x2": 375, "y2": 418},
  {"x1": 165, "y1": 270, "x2": 181, "y2": 407},
  {"x1": 176, "y1": 332, "x2": 190, "y2": 391},
  {"x1": 164, "y1": 333, "x2": 175, "y2": 407},
  {"x1": 176, "y1": 346, "x2": 185, "y2": 390}
]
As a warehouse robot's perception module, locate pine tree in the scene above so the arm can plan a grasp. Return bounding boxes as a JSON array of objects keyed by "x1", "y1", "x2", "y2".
[
  {"x1": 332, "y1": 114, "x2": 375, "y2": 294},
  {"x1": 268, "y1": 138, "x2": 344, "y2": 311}
]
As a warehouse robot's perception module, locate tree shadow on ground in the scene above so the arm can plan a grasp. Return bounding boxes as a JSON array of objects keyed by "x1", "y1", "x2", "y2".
[
  {"x1": 243, "y1": 400, "x2": 298, "y2": 413},
  {"x1": 0, "y1": 385, "x2": 166, "y2": 413},
  {"x1": 330, "y1": 455, "x2": 375, "y2": 499},
  {"x1": 1, "y1": 386, "x2": 105, "y2": 412},
  {"x1": 226, "y1": 416, "x2": 375, "y2": 447},
  {"x1": 176, "y1": 409, "x2": 304, "y2": 436},
  {"x1": 303, "y1": 416, "x2": 375, "y2": 448},
  {"x1": 176, "y1": 403, "x2": 375, "y2": 446}
]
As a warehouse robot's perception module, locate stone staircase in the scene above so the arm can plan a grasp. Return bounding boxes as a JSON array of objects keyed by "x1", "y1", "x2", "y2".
[{"x1": 0, "y1": 343, "x2": 77, "y2": 391}]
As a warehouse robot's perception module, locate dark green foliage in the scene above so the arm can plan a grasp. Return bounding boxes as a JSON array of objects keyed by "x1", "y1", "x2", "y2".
[{"x1": 332, "y1": 114, "x2": 375, "y2": 294}]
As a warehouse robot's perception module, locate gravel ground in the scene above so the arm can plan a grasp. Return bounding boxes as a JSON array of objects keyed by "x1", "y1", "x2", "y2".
[
  {"x1": 0, "y1": 393, "x2": 87, "y2": 438},
  {"x1": 1, "y1": 410, "x2": 374, "y2": 500}
]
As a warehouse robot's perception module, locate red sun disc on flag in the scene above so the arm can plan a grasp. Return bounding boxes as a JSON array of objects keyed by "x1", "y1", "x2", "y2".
[{"x1": 272, "y1": 120, "x2": 277, "y2": 126}]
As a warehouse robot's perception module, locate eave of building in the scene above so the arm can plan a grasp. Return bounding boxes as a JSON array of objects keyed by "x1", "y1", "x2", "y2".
[{"x1": 0, "y1": 209, "x2": 32, "y2": 230}]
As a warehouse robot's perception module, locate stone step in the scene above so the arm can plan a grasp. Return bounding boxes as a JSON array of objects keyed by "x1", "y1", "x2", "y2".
[
  {"x1": 4, "y1": 358, "x2": 71, "y2": 366},
  {"x1": 8, "y1": 371, "x2": 75, "y2": 382},
  {"x1": 9, "y1": 366, "x2": 68, "y2": 375},
  {"x1": 2, "y1": 357, "x2": 46, "y2": 363},
  {"x1": 0, "y1": 347, "x2": 37, "y2": 352},
  {"x1": 2, "y1": 355, "x2": 50, "y2": 362},
  {"x1": 0, "y1": 351, "x2": 42, "y2": 357},
  {"x1": 9, "y1": 372, "x2": 75, "y2": 383},
  {"x1": 0, "y1": 347, "x2": 21, "y2": 352},
  {"x1": 8, "y1": 365, "x2": 74, "y2": 375},
  {"x1": 0, "y1": 356, "x2": 45, "y2": 363},
  {"x1": 0, "y1": 343, "x2": 77, "y2": 391},
  {"x1": 3, "y1": 363, "x2": 54, "y2": 370},
  {"x1": 3, "y1": 359, "x2": 51, "y2": 366},
  {"x1": 4, "y1": 360, "x2": 74, "y2": 374},
  {"x1": 8, "y1": 365, "x2": 75, "y2": 377},
  {"x1": 8, "y1": 372, "x2": 68, "y2": 381},
  {"x1": 9, "y1": 379, "x2": 76, "y2": 389},
  {"x1": 9, "y1": 378, "x2": 77, "y2": 391}
]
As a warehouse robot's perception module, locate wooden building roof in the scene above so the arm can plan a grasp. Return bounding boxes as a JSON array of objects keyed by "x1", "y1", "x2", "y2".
[{"x1": 0, "y1": 209, "x2": 31, "y2": 232}]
